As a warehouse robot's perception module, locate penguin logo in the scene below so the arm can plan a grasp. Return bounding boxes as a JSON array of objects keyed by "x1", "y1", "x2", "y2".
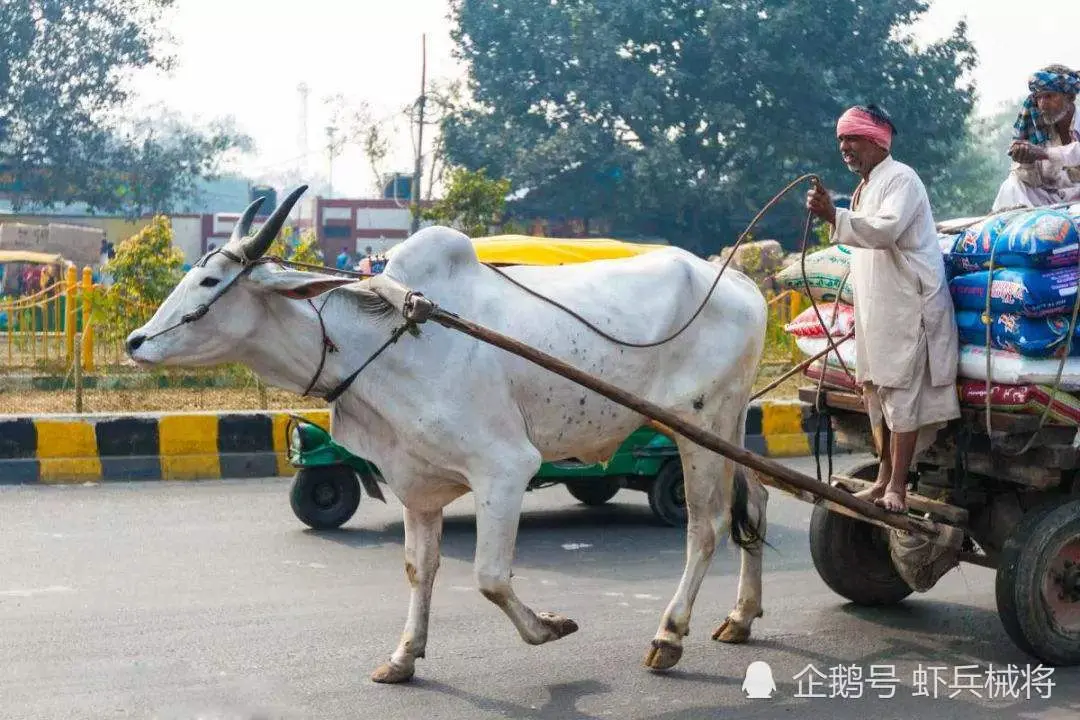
[{"x1": 742, "y1": 660, "x2": 777, "y2": 699}]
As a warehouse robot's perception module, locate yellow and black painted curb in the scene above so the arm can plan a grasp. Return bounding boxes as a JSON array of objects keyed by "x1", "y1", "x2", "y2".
[
  {"x1": 0, "y1": 401, "x2": 837, "y2": 485},
  {"x1": 0, "y1": 410, "x2": 329, "y2": 485}
]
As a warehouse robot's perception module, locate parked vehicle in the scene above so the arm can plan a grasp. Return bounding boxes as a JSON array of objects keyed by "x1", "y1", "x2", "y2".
[{"x1": 286, "y1": 416, "x2": 687, "y2": 530}]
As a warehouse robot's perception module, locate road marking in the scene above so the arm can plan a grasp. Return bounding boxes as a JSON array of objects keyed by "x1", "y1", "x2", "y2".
[
  {"x1": 561, "y1": 542, "x2": 593, "y2": 550},
  {"x1": 0, "y1": 586, "x2": 74, "y2": 597}
]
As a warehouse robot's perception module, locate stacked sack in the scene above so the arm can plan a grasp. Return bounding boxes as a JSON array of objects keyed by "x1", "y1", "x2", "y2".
[
  {"x1": 941, "y1": 203, "x2": 1080, "y2": 424},
  {"x1": 770, "y1": 203, "x2": 1080, "y2": 427},
  {"x1": 774, "y1": 246, "x2": 859, "y2": 391}
]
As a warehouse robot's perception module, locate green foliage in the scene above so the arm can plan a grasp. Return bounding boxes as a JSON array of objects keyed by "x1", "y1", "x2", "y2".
[
  {"x1": 444, "y1": 0, "x2": 977, "y2": 253},
  {"x1": 422, "y1": 167, "x2": 512, "y2": 237},
  {"x1": 929, "y1": 100, "x2": 1019, "y2": 218},
  {"x1": 0, "y1": 1, "x2": 251, "y2": 215},
  {"x1": 268, "y1": 227, "x2": 324, "y2": 266},
  {"x1": 94, "y1": 215, "x2": 184, "y2": 341}
]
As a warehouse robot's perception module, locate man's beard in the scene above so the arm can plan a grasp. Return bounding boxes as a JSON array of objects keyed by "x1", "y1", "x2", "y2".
[{"x1": 1042, "y1": 102, "x2": 1074, "y2": 125}]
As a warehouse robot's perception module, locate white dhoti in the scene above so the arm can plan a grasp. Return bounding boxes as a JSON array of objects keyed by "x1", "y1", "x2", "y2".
[
  {"x1": 862, "y1": 337, "x2": 960, "y2": 467},
  {"x1": 992, "y1": 173, "x2": 1080, "y2": 212}
]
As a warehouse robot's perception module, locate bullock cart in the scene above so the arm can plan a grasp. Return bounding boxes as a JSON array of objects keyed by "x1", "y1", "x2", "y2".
[
  {"x1": 366, "y1": 273, "x2": 1080, "y2": 668},
  {"x1": 800, "y1": 385, "x2": 1080, "y2": 667}
]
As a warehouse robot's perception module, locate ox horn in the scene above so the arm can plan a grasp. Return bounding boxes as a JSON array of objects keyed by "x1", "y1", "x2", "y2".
[
  {"x1": 238, "y1": 185, "x2": 308, "y2": 262},
  {"x1": 227, "y1": 196, "x2": 266, "y2": 247}
]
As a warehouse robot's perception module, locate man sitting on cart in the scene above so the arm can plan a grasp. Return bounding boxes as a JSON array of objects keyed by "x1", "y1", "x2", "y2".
[
  {"x1": 992, "y1": 64, "x2": 1080, "y2": 211},
  {"x1": 806, "y1": 104, "x2": 960, "y2": 513}
]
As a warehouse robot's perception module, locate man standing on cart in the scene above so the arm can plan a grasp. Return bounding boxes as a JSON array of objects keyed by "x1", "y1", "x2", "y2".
[{"x1": 805, "y1": 104, "x2": 960, "y2": 513}]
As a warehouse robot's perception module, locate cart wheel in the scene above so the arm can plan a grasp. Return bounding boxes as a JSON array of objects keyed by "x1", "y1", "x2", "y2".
[
  {"x1": 995, "y1": 498, "x2": 1080, "y2": 666},
  {"x1": 648, "y1": 460, "x2": 687, "y2": 527},
  {"x1": 809, "y1": 461, "x2": 913, "y2": 606},
  {"x1": 290, "y1": 466, "x2": 362, "y2": 530},
  {"x1": 565, "y1": 478, "x2": 621, "y2": 506}
]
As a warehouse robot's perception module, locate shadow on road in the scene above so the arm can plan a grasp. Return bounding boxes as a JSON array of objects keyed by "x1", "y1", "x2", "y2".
[{"x1": 300, "y1": 500, "x2": 810, "y2": 582}]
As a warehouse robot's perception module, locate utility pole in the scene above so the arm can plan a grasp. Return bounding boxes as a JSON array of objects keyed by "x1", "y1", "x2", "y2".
[
  {"x1": 326, "y1": 125, "x2": 336, "y2": 198},
  {"x1": 410, "y1": 33, "x2": 427, "y2": 234}
]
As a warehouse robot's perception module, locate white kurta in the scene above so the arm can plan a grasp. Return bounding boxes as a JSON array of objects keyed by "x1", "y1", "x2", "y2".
[
  {"x1": 831, "y1": 157, "x2": 961, "y2": 442},
  {"x1": 993, "y1": 111, "x2": 1080, "y2": 211}
]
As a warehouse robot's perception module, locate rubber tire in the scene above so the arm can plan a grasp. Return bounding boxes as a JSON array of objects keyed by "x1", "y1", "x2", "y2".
[
  {"x1": 565, "y1": 478, "x2": 621, "y2": 506},
  {"x1": 289, "y1": 466, "x2": 362, "y2": 530},
  {"x1": 648, "y1": 460, "x2": 687, "y2": 527},
  {"x1": 995, "y1": 498, "x2": 1080, "y2": 666},
  {"x1": 809, "y1": 500, "x2": 914, "y2": 606}
]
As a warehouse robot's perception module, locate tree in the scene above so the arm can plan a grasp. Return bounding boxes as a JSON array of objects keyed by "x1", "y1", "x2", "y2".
[
  {"x1": 96, "y1": 215, "x2": 185, "y2": 341},
  {"x1": 444, "y1": 0, "x2": 977, "y2": 253},
  {"x1": 423, "y1": 167, "x2": 511, "y2": 237},
  {"x1": 268, "y1": 226, "x2": 324, "y2": 266},
  {"x1": 0, "y1": 0, "x2": 250, "y2": 214},
  {"x1": 929, "y1": 99, "x2": 1019, "y2": 218}
]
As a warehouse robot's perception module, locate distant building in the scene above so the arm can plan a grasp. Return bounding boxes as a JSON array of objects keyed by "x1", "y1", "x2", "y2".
[{"x1": 313, "y1": 196, "x2": 432, "y2": 259}]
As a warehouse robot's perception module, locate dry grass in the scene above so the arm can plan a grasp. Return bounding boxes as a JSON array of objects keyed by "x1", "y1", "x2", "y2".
[
  {"x1": 3, "y1": 336, "x2": 807, "y2": 414},
  {"x1": 1, "y1": 385, "x2": 327, "y2": 415}
]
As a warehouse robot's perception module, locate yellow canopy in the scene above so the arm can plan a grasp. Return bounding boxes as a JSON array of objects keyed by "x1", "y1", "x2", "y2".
[
  {"x1": 0, "y1": 250, "x2": 68, "y2": 265},
  {"x1": 469, "y1": 235, "x2": 669, "y2": 266}
]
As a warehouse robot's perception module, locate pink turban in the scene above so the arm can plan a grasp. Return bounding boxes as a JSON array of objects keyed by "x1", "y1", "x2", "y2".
[{"x1": 836, "y1": 107, "x2": 893, "y2": 151}]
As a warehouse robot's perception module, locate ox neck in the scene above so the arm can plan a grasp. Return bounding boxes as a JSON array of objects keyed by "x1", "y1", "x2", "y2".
[{"x1": 236, "y1": 291, "x2": 390, "y2": 401}]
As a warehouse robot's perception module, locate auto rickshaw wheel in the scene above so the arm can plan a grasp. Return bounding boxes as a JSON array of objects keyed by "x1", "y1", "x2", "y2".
[
  {"x1": 648, "y1": 460, "x2": 687, "y2": 527},
  {"x1": 565, "y1": 478, "x2": 621, "y2": 506},
  {"x1": 996, "y1": 497, "x2": 1080, "y2": 666},
  {"x1": 290, "y1": 465, "x2": 362, "y2": 530},
  {"x1": 809, "y1": 460, "x2": 913, "y2": 606}
]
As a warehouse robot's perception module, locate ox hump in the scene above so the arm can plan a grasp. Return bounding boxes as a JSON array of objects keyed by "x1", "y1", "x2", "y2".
[{"x1": 384, "y1": 226, "x2": 481, "y2": 284}]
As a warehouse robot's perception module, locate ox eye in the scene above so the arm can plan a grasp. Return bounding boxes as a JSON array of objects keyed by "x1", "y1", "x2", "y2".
[{"x1": 199, "y1": 277, "x2": 220, "y2": 288}]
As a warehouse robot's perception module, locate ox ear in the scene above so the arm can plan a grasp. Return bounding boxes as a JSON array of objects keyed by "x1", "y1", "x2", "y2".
[{"x1": 249, "y1": 266, "x2": 356, "y2": 300}]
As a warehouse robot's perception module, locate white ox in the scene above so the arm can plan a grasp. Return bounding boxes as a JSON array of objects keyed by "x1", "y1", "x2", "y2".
[{"x1": 126, "y1": 187, "x2": 771, "y2": 683}]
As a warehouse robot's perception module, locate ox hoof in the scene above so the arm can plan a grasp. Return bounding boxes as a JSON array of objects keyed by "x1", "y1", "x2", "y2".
[
  {"x1": 643, "y1": 639, "x2": 683, "y2": 671},
  {"x1": 370, "y1": 661, "x2": 415, "y2": 684},
  {"x1": 711, "y1": 612, "x2": 760, "y2": 644},
  {"x1": 538, "y1": 612, "x2": 579, "y2": 640}
]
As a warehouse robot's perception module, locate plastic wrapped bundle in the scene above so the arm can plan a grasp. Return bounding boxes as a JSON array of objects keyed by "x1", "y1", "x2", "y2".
[
  {"x1": 955, "y1": 310, "x2": 1080, "y2": 357},
  {"x1": 950, "y1": 266, "x2": 1079, "y2": 317},
  {"x1": 773, "y1": 245, "x2": 854, "y2": 304},
  {"x1": 956, "y1": 379, "x2": 1080, "y2": 426},
  {"x1": 947, "y1": 210, "x2": 1027, "y2": 274},
  {"x1": 783, "y1": 302, "x2": 854, "y2": 338},
  {"x1": 958, "y1": 344, "x2": 1080, "y2": 389},
  {"x1": 803, "y1": 359, "x2": 859, "y2": 392},
  {"x1": 947, "y1": 208, "x2": 1079, "y2": 273},
  {"x1": 794, "y1": 335, "x2": 857, "y2": 369}
]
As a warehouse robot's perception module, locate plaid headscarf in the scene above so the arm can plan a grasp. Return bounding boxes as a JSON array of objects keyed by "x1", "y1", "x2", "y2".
[{"x1": 1013, "y1": 67, "x2": 1080, "y2": 145}]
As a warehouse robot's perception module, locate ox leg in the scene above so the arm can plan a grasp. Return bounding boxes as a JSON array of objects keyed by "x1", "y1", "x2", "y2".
[
  {"x1": 645, "y1": 449, "x2": 730, "y2": 671},
  {"x1": 713, "y1": 474, "x2": 767, "y2": 644},
  {"x1": 473, "y1": 481, "x2": 579, "y2": 645},
  {"x1": 371, "y1": 508, "x2": 443, "y2": 684}
]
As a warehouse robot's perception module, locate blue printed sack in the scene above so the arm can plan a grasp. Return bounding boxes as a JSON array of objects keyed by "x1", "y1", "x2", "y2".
[
  {"x1": 955, "y1": 310, "x2": 1080, "y2": 358},
  {"x1": 947, "y1": 208, "x2": 1079, "y2": 272},
  {"x1": 950, "y1": 267, "x2": 1080, "y2": 317},
  {"x1": 947, "y1": 210, "x2": 1025, "y2": 274}
]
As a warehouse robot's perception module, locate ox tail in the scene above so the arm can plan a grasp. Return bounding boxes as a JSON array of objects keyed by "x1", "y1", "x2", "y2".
[{"x1": 729, "y1": 468, "x2": 770, "y2": 551}]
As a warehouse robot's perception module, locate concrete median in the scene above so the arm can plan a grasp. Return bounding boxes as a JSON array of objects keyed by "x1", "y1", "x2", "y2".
[{"x1": 0, "y1": 400, "x2": 839, "y2": 485}]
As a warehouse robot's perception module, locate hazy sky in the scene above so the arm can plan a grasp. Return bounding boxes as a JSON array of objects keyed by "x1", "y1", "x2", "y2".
[{"x1": 129, "y1": 1, "x2": 1080, "y2": 198}]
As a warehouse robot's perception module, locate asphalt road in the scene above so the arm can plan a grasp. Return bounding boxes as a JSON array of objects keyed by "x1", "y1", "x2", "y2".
[{"x1": 1, "y1": 454, "x2": 1078, "y2": 720}]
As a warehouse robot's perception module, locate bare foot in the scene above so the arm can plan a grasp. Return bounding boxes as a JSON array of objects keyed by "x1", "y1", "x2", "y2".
[
  {"x1": 854, "y1": 483, "x2": 886, "y2": 502},
  {"x1": 875, "y1": 490, "x2": 907, "y2": 513}
]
